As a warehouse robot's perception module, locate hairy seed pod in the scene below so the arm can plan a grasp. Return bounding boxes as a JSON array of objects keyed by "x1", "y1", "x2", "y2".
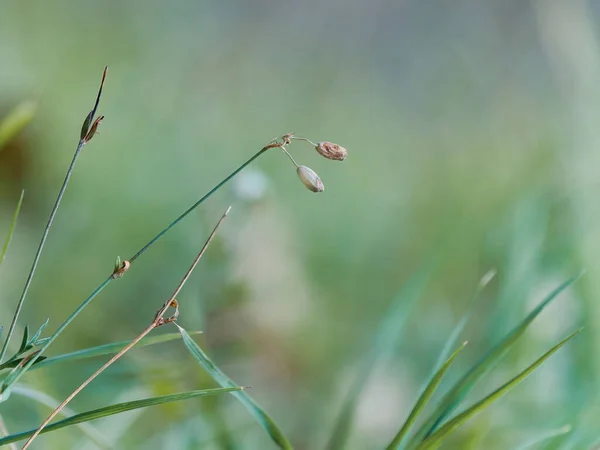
[
  {"x1": 315, "y1": 141, "x2": 347, "y2": 161},
  {"x1": 296, "y1": 166, "x2": 324, "y2": 192}
]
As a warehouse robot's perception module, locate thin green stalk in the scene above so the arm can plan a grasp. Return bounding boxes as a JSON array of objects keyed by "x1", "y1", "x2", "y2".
[
  {"x1": 2, "y1": 144, "x2": 275, "y2": 389},
  {"x1": 128, "y1": 145, "x2": 269, "y2": 263},
  {"x1": 0, "y1": 141, "x2": 85, "y2": 363},
  {"x1": 0, "y1": 66, "x2": 107, "y2": 364}
]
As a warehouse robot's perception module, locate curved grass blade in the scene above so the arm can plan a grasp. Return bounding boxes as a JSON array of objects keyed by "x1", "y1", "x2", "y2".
[
  {"x1": 417, "y1": 329, "x2": 582, "y2": 450},
  {"x1": 432, "y1": 270, "x2": 496, "y2": 373},
  {"x1": 175, "y1": 324, "x2": 293, "y2": 450},
  {"x1": 386, "y1": 341, "x2": 468, "y2": 450},
  {"x1": 326, "y1": 259, "x2": 438, "y2": 450},
  {"x1": 406, "y1": 275, "x2": 580, "y2": 448},
  {"x1": 0, "y1": 387, "x2": 240, "y2": 446},
  {"x1": 0, "y1": 102, "x2": 37, "y2": 150},
  {"x1": 514, "y1": 425, "x2": 571, "y2": 450},
  {"x1": 29, "y1": 331, "x2": 202, "y2": 372},
  {"x1": 0, "y1": 190, "x2": 24, "y2": 267}
]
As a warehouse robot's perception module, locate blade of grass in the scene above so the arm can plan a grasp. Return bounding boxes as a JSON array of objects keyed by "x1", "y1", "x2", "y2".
[
  {"x1": 432, "y1": 269, "x2": 496, "y2": 373},
  {"x1": 0, "y1": 387, "x2": 241, "y2": 446},
  {"x1": 29, "y1": 331, "x2": 202, "y2": 371},
  {"x1": 417, "y1": 329, "x2": 582, "y2": 450},
  {"x1": 326, "y1": 259, "x2": 438, "y2": 450},
  {"x1": 175, "y1": 324, "x2": 293, "y2": 450},
  {"x1": 0, "y1": 190, "x2": 24, "y2": 268},
  {"x1": 386, "y1": 342, "x2": 468, "y2": 450},
  {"x1": 0, "y1": 101, "x2": 37, "y2": 150},
  {"x1": 405, "y1": 274, "x2": 581, "y2": 448}
]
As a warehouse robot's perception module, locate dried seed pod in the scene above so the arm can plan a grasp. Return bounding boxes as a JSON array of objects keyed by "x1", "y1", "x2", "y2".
[
  {"x1": 296, "y1": 165, "x2": 324, "y2": 192},
  {"x1": 315, "y1": 141, "x2": 347, "y2": 161}
]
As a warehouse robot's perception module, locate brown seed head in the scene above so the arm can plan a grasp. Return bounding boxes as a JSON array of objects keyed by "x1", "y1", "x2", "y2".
[
  {"x1": 315, "y1": 141, "x2": 347, "y2": 161},
  {"x1": 297, "y1": 165, "x2": 324, "y2": 192}
]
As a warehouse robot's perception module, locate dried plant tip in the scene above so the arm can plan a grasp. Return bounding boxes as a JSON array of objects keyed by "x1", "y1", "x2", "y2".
[
  {"x1": 169, "y1": 299, "x2": 179, "y2": 308},
  {"x1": 297, "y1": 165, "x2": 324, "y2": 192},
  {"x1": 315, "y1": 141, "x2": 347, "y2": 161},
  {"x1": 83, "y1": 116, "x2": 104, "y2": 143},
  {"x1": 112, "y1": 258, "x2": 130, "y2": 279},
  {"x1": 281, "y1": 133, "x2": 294, "y2": 145}
]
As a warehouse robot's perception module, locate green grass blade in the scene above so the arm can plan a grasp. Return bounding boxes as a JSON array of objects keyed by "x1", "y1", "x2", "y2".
[
  {"x1": 0, "y1": 190, "x2": 25, "y2": 267},
  {"x1": 0, "y1": 387, "x2": 241, "y2": 446},
  {"x1": 326, "y1": 259, "x2": 437, "y2": 450},
  {"x1": 0, "y1": 102, "x2": 37, "y2": 150},
  {"x1": 406, "y1": 275, "x2": 580, "y2": 448},
  {"x1": 29, "y1": 331, "x2": 202, "y2": 372},
  {"x1": 417, "y1": 329, "x2": 581, "y2": 450},
  {"x1": 175, "y1": 324, "x2": 293, "y2": 450},
  {"x1": 432, "y1": 270, "x2": 496, "y2": 373},
  {"x1": 386, "y1": 341, "x2": 468, "y2": 450}
]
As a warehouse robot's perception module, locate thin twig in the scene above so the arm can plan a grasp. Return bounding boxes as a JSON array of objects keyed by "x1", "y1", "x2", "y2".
[
  {"x1": 0, "y1": 67, "x2": 107, "y2": 363},
  {"x1": 21, "y1": 207, "x2": 231, "y2": 450}
]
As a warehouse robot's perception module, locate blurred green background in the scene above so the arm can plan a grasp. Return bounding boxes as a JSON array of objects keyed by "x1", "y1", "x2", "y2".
[{"x1": 1, "y1": 0, "x2": 600, "y2": 448}]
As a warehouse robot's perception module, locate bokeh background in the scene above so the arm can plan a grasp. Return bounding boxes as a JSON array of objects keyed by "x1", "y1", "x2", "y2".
[{"x1": 1, "y1": 1, "x2": 600, "y2": 448}]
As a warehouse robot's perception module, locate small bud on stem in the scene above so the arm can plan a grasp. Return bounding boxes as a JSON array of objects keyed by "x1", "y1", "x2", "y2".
[
  {"x1": 315, "y1": 141, "x2": 347, "y2": 161},
  {"x1": 297, "y1": 165, "x2": 324, "y2": 192}
]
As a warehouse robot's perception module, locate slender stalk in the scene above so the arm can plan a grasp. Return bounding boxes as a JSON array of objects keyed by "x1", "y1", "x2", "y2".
[
  {"x1": 0, "y1": 142, "x2": 84, "y2": 363},
  {"x1": 128, "y1": 147, "x2": 269, "y2": 263},
  {"x1": 21, "y1": 207, "x2": 231, "y2": 450},
  {"x1": 0, "y1": 67, "x2": 107, "y2": 363},
  {"x1": 4, "y1": 140, "x2": 279, "y2": 389}
]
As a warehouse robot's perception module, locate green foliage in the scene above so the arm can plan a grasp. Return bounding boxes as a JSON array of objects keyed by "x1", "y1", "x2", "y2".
[
  {"x1": 405, "y1": 275, "x2": 580, "y2": 448},
  {"x1": 326, "y1": 259, "x2": 438, "y2": 450},
  {"x1": 0, "y1": 387, "x2": 242, "y2": 446},
  {"x1": 386, "y1": 342, "x2": 468, "y2": 450},
  {"x1": 417, "y1": 329, "x2": 581, "y2": 450},
  {"x1": 176, "y1": 324, "x2": 294, "y2": 450}
]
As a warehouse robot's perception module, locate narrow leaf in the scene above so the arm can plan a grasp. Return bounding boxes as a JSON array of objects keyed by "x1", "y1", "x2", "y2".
[
  {"x1": 0, "y1": 102, "x2": 37, "y2": 150},
  {"x1": 17, "y1": 326, "x2": 30, "y2": 355},
  {"x1": 29, "y1": 319, "x2": 50, "y2": 346},
  {"x1": 326, "y1": 259, "x2": 437, "y2": 450},
  {"x1": 406, "y1": 275, "x2": 580, "y2": 447},
  {"x1": 417, "y1": 329, "x2": 582, "y2": 450},
  {"x1": 0, "y1": 190, "x2": 25, "y2": 267},
  {"x1": 432, "y1": 269, "x2": 495, "y2": 373},
  {"x1": 176, "y1": 324, "x2": 293, "y2": 450},
  {"x1": 0, "y1": 355, "x2": 47, "y2": 371},
  {"x1": 30, "y1": 331, "x2": 202, "y2": 371},
  {"x1": 386, "y1": 342, "x2": 468, "y2": 450},
  {"x1": 0, "y1": 387, "x2": 241, "y2": 446}
]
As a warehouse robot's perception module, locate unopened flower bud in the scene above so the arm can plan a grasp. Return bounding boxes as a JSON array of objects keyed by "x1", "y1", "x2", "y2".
[
  {"x1": 296, "y1": 165, "x2": 324, "y2": 192},
  {"x1": 315, "y1": 141, "x2": 347, "y2": 161}
]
